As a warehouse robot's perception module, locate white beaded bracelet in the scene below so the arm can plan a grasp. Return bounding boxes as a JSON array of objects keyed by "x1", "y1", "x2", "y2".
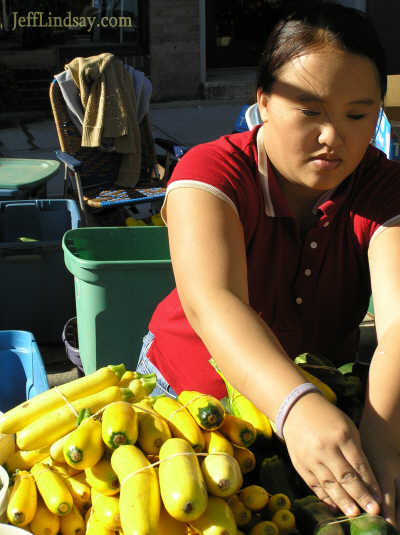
[{"x1": 275, "y1": 382, "x2": 321, "y2": 440}]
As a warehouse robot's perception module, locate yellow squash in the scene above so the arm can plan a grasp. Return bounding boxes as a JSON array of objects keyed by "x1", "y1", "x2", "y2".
[
  {"x1": 232, "y1": 445, "x2": 256, "y2": 474},
  {"x1": 111, "y1": 444, "x2": 160, "y2": 535},
  {"x1": 17, "y1": 386, "x2": 133, "y2": 450},
  {"x1": 271, "y1": 509, "x2": 296, "y2": 535},
  {"x1": 85, "y1": 456, "x2": 119, "y2": 495},
  {"x1": 63, "y1": 417, "x2": 104, "y2": 470},
  {"x1": 153, "y1": 395, "x2": 205, "y2": 452},
  {"x1": 158, "y1": 504, "x2": 187, "y2": 535},
  {"x1": 267, "y1": 493, "x2": 291, "y2": 514},
  {"x1": 239, "y1": 485, "x2": 270, "y2": 511},
  {"x1": 219, "y1": 413, "x2": 256, "y2": 448},
  {"x1": 136, "y1": 405, "x2": 172, "y2": 455},
  {"x1": 119, "y1": 370, "x2": 140, "y2": 387},
  {"x1": 29, "y1": 498, "x2": 60, "y2": 535},
  {"x1": 128, "y1": 373, "x2": 157, "y2": 400},
  {"x1": 91, "y1": 490, "x2": 121, "y2": 530},
  {"x1": 7, "y1": 470, "x2": 37, "y2": 527},
  {"x1": 201, "y1": 452, "x2": 243, "y2": 498},
  {"x1": 49, "y1": 431, "x2": 75, "y2": 463},
  {"x1": 230, "y1": 393, "x2": 273, "y2": 440},
  {"x1": 49, "y1": 464, "x2": 91, "y2": 514},
  {"x1": 31, "y1": 462, "x2": 73, "y2": 516},
  {"x1": 5, "y1": 446, "x2": 49, "y2": 472},
  {"x1": 0, "y1": 428, "x2": 15, "y2": 465},
  {"x1": 101, "y1": 400, "x2": 138, "y2": 449},
  {"x1": 178, "y1": 391, "x2": 225, "y2": 431},
  {"x1": 189, "y1": 496, "x2": 237, "y2": 535},
  {"x1": 227, "y1": 494, "x2": 252, "y2": 527},
  {"x1": 0, "y1": 364, "x2": 126, "y2": 434},
  {"x1": 203, "y1": 430, "x2": 234, "y2": 457},
  {"x1": 86, "y1": 509, "x2": 116, "y2": 535},
  {"x1": 59, "y1": 504, "x2": 85, "y2": 535},
  {"x1": 210, "y1": 359, "x2": 273, "y2": 439},
  {"x1": 158, "y1": 437, "x2": 208, "y2": 522},
  {"x1": 250, "y1": 521, "x2": 279, "y2": 535}
]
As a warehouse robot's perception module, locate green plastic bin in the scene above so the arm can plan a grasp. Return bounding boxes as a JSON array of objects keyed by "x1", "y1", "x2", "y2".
[{"x1": 62, "y1": 226, "x2": 175, "y2": 374}]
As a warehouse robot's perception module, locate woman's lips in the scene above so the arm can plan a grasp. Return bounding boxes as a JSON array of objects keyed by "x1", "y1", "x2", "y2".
[{"x1": 310, "y1": 157, "x2": 341, "y2": 170}]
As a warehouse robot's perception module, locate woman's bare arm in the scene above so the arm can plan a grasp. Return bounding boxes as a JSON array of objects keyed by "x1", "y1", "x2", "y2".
[{"x1": 361, "y1": 224, "x2": 400, "y2": 525}]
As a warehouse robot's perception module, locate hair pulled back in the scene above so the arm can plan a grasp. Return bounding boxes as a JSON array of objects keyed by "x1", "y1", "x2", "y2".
[{"x1": 257, "y1": 1, "x2": 387, "y2": 100}]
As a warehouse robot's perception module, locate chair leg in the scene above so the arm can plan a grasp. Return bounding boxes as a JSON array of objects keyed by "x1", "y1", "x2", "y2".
[
  {"x1": 73, "y1": 172, "x2": 86, "y2": 212},
  {"x1": 72, "y1": 171, "x2": 90, "y2": 226}
]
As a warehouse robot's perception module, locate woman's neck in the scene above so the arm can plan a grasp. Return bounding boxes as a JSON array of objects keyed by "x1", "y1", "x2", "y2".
[
  {"x1": 275, "y1": 172, "x2": 323, "y2": 220},
  {"x1": 273, "y1": 170, "x2": 329, "y2": 238}
]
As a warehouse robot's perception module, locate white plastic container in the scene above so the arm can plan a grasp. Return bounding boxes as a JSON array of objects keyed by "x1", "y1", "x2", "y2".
[
  {"x1": 0, "y1": 465, "x2": 10, "y2": 523},
  {"x1": 0, "y1": 525, "x2": 32, "y2": 534}
]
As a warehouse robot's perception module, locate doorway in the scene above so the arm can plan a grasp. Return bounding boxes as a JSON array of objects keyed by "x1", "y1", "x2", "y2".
[{"x1": 205, "y1": 0, "x2": 276, "y2": 69}]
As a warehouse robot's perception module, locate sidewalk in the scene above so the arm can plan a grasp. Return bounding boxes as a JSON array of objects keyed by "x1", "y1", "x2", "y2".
[{"x1": 0, "y1": 99, "x2": 247, "y2": 386}]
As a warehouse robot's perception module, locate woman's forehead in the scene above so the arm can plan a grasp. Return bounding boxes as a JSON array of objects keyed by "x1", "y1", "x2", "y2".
[{"x1": 273, "y1": 46, "x2": 381, "y2": 102}]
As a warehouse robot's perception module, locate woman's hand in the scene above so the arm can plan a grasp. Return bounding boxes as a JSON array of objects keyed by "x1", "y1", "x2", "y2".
[
  {"x1": 360, "y1": 427, "x2": 400, "y2": 527},
  {"x1": 283, "y1": 392, "x2": 382, "y2": 517}
]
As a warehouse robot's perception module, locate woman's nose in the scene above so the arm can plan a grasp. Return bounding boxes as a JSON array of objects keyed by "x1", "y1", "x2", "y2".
[{"x1": 318, "y1": 121, "x2": 344, "y2": 149}]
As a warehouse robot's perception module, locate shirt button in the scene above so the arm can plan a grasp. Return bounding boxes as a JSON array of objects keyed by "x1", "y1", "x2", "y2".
[
  {"x1": 304, "y1": 268, "x2": 312, "y2": 277},
  {"x1": 296, "y1": 297, "x2": 303, "y2": 304},
  {"x1": 323, "y1": 221, "x2": 330, "y2": 228},
  {"x1": 310, "y1": 241, "x2": 318, "y2": 249}
]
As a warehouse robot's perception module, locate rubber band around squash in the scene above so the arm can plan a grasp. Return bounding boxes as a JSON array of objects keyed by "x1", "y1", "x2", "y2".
[
  {"x1": 120, "y1": 450, "x2": 233, "y2": 487},
  {"x1": 321, "y1": 513, "x2": 371, "y2": 528},
  {"x1": 167, "y1": 393, "x2": 212, "y2": 419},
  {"x1": 53, "y1": 386, "x2": 79, "y2": 418}
]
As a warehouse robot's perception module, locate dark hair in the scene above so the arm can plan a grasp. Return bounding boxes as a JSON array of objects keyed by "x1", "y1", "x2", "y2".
[{"x1": 257, "y1": 2, "x2": 387, "y2": 100}]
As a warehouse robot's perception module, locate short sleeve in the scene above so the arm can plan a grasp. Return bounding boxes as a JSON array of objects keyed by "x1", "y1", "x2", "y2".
[
  {"x1": 350, "y1": 147, "x2": 400, "y2": 248},
  {"x1": 161, "y1": 131, "x2": 261, "y2": 232}
]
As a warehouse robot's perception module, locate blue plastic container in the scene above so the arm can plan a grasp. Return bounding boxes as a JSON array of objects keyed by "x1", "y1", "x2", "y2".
[
  {"x1": 0, "y1": 330, "x2": 49, "y2": 412},
  {"x1": 0, "y1": 189, "x2": 24, "y2": 201},
  {"x1": 0, "y1": 199, "x2": 81, "y2": 343}
]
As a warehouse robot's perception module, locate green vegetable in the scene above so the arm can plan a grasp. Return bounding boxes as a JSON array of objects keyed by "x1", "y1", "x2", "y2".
[
  {"x1": 294, "y1": 352, "x2": 336, "y2": 368},
  {"x1": 348, "y1": 514, "x2": 398, "y2": 535},
  {"x1": 258, "y1": 454, "x2": 297, "y2": 503},
  {"x1": 338, "y1": 362, "x2": 356, "y2": 374}
]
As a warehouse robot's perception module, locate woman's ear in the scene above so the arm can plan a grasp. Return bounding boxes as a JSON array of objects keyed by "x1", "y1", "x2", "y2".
[{"x1": 257, "y1": 88, "x2": 269, "y2": 122}]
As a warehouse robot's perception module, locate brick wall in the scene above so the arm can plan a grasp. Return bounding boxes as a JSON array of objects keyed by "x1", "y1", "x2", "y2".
[{"x1": 149, "y1": 0, "x2": 202, "y2": 101}]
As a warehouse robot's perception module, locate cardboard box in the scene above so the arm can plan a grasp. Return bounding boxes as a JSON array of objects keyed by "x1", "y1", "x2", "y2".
[{"x1": 384, "y1": 74, "x2": 400, "y2": 124}]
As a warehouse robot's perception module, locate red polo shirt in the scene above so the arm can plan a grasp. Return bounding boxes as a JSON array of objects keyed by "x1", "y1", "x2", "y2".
[{"x1": 148, "y1": 126, "x2": 400, "y2": 399}]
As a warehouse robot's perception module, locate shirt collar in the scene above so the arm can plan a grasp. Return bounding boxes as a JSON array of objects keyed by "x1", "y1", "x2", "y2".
[{"x1": 256, "y1": 125, "x2": 348, "y2": 219}]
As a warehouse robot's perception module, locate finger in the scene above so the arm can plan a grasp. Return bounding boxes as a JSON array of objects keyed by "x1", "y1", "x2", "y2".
[
  {"x1": 312, "y1": 461, "x2": 361, "y2": 517},
  {"x1": 341, "y1": 439, "x2": 382, "y2": 503},
  {"x1": 296, "y1": 466, "x2": 338, "y2": 511},
  {"x1": 328, "y1": 452, "x2": 380, "y2": 515}
]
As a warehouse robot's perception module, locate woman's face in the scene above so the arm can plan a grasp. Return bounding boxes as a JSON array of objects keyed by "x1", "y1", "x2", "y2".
[{"x1": 258, "y1": 45, "x2": 381, "y2": 192}]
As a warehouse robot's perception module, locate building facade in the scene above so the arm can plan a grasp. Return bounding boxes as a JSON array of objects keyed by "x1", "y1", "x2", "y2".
[{"x1": 0, "y1": 0, "x2": 397, "y2": 109}]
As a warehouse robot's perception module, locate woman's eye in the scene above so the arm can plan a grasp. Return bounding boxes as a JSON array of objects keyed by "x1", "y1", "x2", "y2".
[
  {"x1": 300, "y1": 109, "x2": 320, "y2": 117},
  {"x1": 348, "y1": 114, "x2": 365, "y2": 120}
]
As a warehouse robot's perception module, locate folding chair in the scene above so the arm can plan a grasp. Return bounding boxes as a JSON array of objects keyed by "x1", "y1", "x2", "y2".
[{"x1": 49, "y1": 75, "x2": 168, "y2": 226}]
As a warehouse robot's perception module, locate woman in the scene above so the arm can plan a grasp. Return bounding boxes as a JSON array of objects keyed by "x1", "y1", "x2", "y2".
[{"x1": 137, "y1": 2, "x2": 400, "y2": 526}]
